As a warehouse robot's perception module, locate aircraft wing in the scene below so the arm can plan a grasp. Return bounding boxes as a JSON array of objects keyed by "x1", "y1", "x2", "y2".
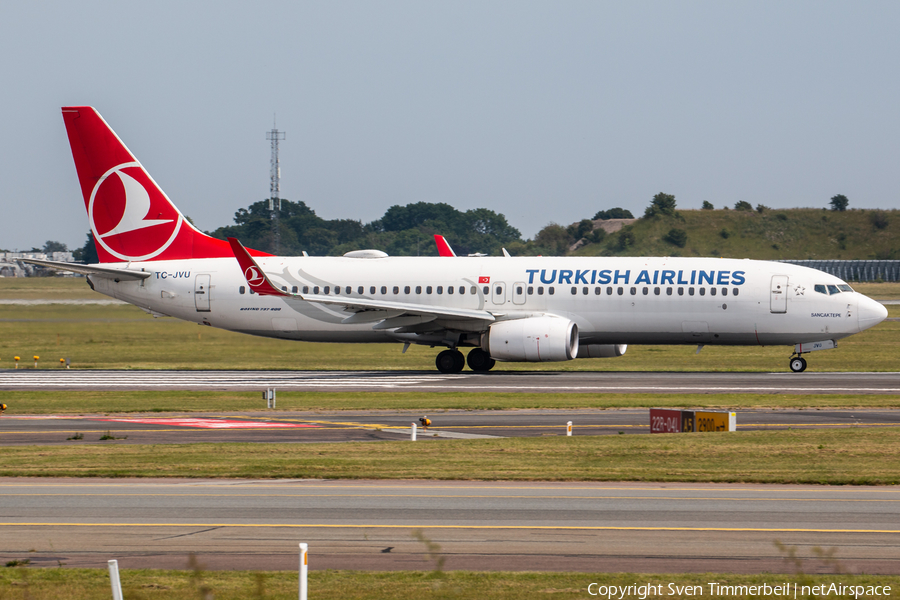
[
  {"x1": 227, "y1": 237, "x2": 495, "y2": 323},
  {"x1": 21, "y1": 259, "x2": 152, "y2": 281}
]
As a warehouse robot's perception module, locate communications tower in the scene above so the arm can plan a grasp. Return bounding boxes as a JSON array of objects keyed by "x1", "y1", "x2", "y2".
[{"x1": 266, "y1": 118, "x2": 285, "y2": 253}]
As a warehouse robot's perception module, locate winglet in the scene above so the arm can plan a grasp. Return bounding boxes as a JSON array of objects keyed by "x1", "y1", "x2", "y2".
[
  {"x1": 227, "y1": 237, "x2": 289, "y2": 296},
  {"x1": 434, "y1": 235, "x2": 457, "y2": 257}
]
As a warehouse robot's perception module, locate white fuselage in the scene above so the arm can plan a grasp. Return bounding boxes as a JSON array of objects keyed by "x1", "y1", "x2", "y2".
[{"x1": 87, "y1": 255, "x2": 884, "y2": 350}]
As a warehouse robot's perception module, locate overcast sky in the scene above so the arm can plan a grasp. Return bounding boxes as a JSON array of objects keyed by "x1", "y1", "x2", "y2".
[{"x1": 2, "y1": 1, "x2": 899, "y2": 251}]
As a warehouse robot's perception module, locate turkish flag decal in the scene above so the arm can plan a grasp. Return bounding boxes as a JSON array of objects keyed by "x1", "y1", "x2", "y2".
[{"x1": 478, "y1": 276, "x2": 490, "y2": 284}]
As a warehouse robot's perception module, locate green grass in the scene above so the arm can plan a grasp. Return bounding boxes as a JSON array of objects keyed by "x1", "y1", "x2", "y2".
[
  {"x1": 574, "y1": 207, "x2": 900, "y2": 259},
  {"x1": 2, "y1": 302, "x2": 897, "y2": 371},
  {"x1": 3, "y1": 568, "x2": 897, "y2": 599},
  {"x1": 2, "y1": 428, "x2": 899, "y2": 484},
  {"x1": 3, "y1": 390, "x2": 900, "y2": 414}
]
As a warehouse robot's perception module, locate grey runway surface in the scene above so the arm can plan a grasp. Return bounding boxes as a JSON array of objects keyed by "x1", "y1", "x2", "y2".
[
  {"x1": 1, "y1": 478, "x2": 899, "y2": 574},
  {"x1": 2, "y1": 369, "x2": 900, "y2": 394},
  {"x1": 2, "y1": 408, "x2": 899, "y2": 445}
]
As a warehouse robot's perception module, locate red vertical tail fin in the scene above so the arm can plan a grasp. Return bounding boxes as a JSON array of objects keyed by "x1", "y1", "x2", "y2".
[{"x1": 62, "y1": 107, "x2": 267, "y2": 262}]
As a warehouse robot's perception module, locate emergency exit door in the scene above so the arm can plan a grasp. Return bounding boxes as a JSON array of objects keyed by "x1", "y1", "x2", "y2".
[
  {"x1": 195, "y1": 274, "x2": 211, "y2": 312},
  {"x1": 770, "y1": 275, "x2": 788, "y2": 313}
]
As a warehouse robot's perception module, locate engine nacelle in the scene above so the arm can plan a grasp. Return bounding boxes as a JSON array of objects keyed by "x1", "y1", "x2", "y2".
[
  {"x1": 482, "y1": 316, "x2": 578, "y2": 362},
  {"x1": 577, "y1": 344, "x2": 627, "y2": 359}
]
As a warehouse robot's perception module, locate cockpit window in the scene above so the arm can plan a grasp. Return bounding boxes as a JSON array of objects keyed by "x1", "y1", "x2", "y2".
[
  {"x1": 827, "y1": 285, "x2": 840, "y2": 295},
  {"x1": 838, "y1": 284, "x2": 853, "y2": 292},
  {"x1": 814, "y1": 284, "x2": 828, "y2": 295}
]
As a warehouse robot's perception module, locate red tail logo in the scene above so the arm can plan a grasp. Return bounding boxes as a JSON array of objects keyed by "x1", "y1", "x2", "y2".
[{"x1": 62, "y1": 107, "x2": 269, "y2": 263}]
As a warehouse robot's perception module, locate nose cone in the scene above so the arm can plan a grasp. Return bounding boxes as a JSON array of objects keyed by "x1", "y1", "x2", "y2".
[{"x1": 858, "y1": 295, "x2": 888, "y2": 332}]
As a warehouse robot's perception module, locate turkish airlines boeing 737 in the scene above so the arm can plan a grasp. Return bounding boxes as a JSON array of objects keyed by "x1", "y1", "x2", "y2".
[{"x1": 28, "y1": 106, "x2": 888, "y2": 373}]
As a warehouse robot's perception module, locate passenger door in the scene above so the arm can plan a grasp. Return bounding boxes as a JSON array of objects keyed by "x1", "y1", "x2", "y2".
[
  {"x1": 194, "y1": 274, "x2": 211, "y2": 312},
  {"x1": 770, "y1": 275, "x2": 788, "y2": 313}
]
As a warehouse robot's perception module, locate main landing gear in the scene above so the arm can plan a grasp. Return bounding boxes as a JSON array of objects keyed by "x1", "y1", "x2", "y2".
[
  {"x1": 789, "y1": 355, "x2": 808, "y2": 373},
  {"x1": 435, "y1": 348, "x2": 496, "y2": 374}
]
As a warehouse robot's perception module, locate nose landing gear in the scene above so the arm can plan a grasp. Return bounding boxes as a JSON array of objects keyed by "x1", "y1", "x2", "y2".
[{"x1": 789, "y1": 355, "x2": 807, "y2": 373}]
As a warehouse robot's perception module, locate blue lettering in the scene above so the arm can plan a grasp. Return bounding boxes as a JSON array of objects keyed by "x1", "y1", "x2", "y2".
[
  {"x1": 614, "y1": 270, "x2": 630, "y2": 284},
  {"x1": 558, "y1": 270, "x2": 573, "y2": 284},
  {"x1": 526, "y1": 269, "x2": 539, "y2": 284},
  {"x1": 661, "y1": 270, "x2": 675, "y2": 285},
  {"x1": 540, "y1": 269, "x2": 557, "y2": 284},
  {"x1": 597, "y1": 270, "x2": 612, "y2": 284},
  {"x1": 717, "y1": 271, "x2": 730, "y2": 285},
  {"x1": 690, "y1": 270, "x2": 696, "y2": 285},
  {"x1": 652, "y1": 270, "x2": 659, "y2": 285},
  {"x1": 698, "y1": 270, "x2": 714, "y2": 285},
  {"x1": 731, "y1": 271, "x2": 745, "y2": 285},
  {"x1": 677, "y1": 270, "x2": 689, "y2": 285},
  {"x1": 590, "y1": 270, "x2": 596, "y2": 284},
  {"x1": 635, "y1": 270, "x2": 651, "y2": 284},
  {"x1": 574, "y1": 270, "x2": 590, "y2": 284}
]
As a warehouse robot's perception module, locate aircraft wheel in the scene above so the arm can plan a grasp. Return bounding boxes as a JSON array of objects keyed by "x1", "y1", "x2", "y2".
[
  {"x1": 466, "y1": 348, "x2": 495, "y2": 372},
  {"x1": 436, "y1": 349, "x2": 465, "y2": 374},
  {"x1": 789, "y1": 357, "x2": 807, "y2": 373}
]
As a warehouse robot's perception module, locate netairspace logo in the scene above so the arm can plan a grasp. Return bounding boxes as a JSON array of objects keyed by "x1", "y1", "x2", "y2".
[{"x1": 586, "y1": 581, "x2": 892, "y2": 599}]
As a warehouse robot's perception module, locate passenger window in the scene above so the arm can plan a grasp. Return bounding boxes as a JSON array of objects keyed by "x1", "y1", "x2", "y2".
[
  {"x1": 607, "y1": 287, "x2": 613, "y2": 295},
  {"x1": 528, "y1": 286, "x2": 534, "y2": 295},
  {"x1": 369, "y1": 286, "x2": 375, "y2": 295},
  {"x1": 483, "y1": 286, "x2": 489, "y2": 295},
  {"x1": 828, "y1": 285, "x2": 840, "y2": 295},
  {"x1": 678, "y1": 287, "x2": 683, "y2": 296},
  {"x1": 617, "y1": 287, "x2": 624, "y2": 295},
  {"x1": 470, "y1": 286, "x2": 477, "y2": 294},
  {"x1": 630, "y1": 287, "x2": 637, "y2": 295},
  {"x1": 642, "y1": 287, "x2": 648, "y2": 295},
  {"x1": 459, "y1": 286, "x2": 465, "y2": 295},
  {"x1": 517, "y1": 286, "x2": 523, "y2": 295},
  {"x1": 293, "y1": 286, "x2": 299, "y2": 294},
  {"x1": 346, "y1": 286, "x2": 352, "y2": 294},
  {"x1": 688, "y1": 287, "x2": 694, "y2": 296},
  {"x1": 594, "y1": 287, "x2": 601, "y2": 295},
  {"x1": 722, "y1": 288, "x2": 727, "y2": 296},
  {"x1": 416, "y1": 286, "x2": 422, "y2": 294},
  {"x1": 380, "y1": 286, "x2": 387, "y2": 295},
  {"x1": 549, "y1": 287, "x2": 555, "y2": 295},
  {"x1": 282, "y1": 286, "x2": 287, "y2": 292},
  {"x1": 393, "y1": 286, "x2": 399, "y2": 294},
  {"x1": 495, "y1": 286, "x2": 502, "y2": 295},
  {"x1": 426, "y1": 286, "x2": 433, "y2": 294},
  {"x1": 404, "y1": 286, "x2": 411, "y2": 294},
  {"x1": 733, "y1": 288, "x2": 739, "y2": 297},
  {"x1": 654, "y1": 287, "x2": 660, "y2": 296},
  {"x1": 357, "y1": 286, "x2": 363, "y2": 294},
  {"x1": 814, "y1": 284, "x2": 828, "y2": 294},
  {"x1": 538, "y1": 287, "x2": 544, "y2": 295},
  {"x1": 699, "y1": 288, "x2": 706, "y2": 296},
  {"x1": 571, "y1": 287, "x2": 577, "y2": 295},
  {"x1": 239, "y1": 286, "x2": 245, "y2": 294},
  {"x1": 314, "y1": 286, "x2": 320, "y2": 294},
  {"x1": 448, "y1": 286, "x2": 454, "y2": 295},
  {"x1": 667, "y1": 287, "x2": 673, "y2": 296},
  {"x1": 582, "y1": 287, "x2": 588, "y2": 295},
  {"x1": 710, "y1": 288, "x2": 716, "y2": 296},
  {"x1": 303, "y1": 286, "x2": 310, "y2": 294},
  {"x1": 437, "y1": 286, "x2": 443, "y2": 294}
]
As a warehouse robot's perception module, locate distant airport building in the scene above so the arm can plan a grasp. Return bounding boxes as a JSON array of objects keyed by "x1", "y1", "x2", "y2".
[{"x1": 779, "y1": 260, "x2": 900, "y2": 282}]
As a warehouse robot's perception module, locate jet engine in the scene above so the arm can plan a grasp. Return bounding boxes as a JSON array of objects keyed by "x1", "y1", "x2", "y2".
[
  {"x1": 482, "y1": 316, "x2": 578, "y2": 362},
  {"x1": 576, "y1": 344, "x2": 627, "y2": 358}
]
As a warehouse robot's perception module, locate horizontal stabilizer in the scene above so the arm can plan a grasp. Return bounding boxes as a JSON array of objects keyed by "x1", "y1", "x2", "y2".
[{"x1": 21, "y1": 259, "x2": 151, "y2": 280}]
